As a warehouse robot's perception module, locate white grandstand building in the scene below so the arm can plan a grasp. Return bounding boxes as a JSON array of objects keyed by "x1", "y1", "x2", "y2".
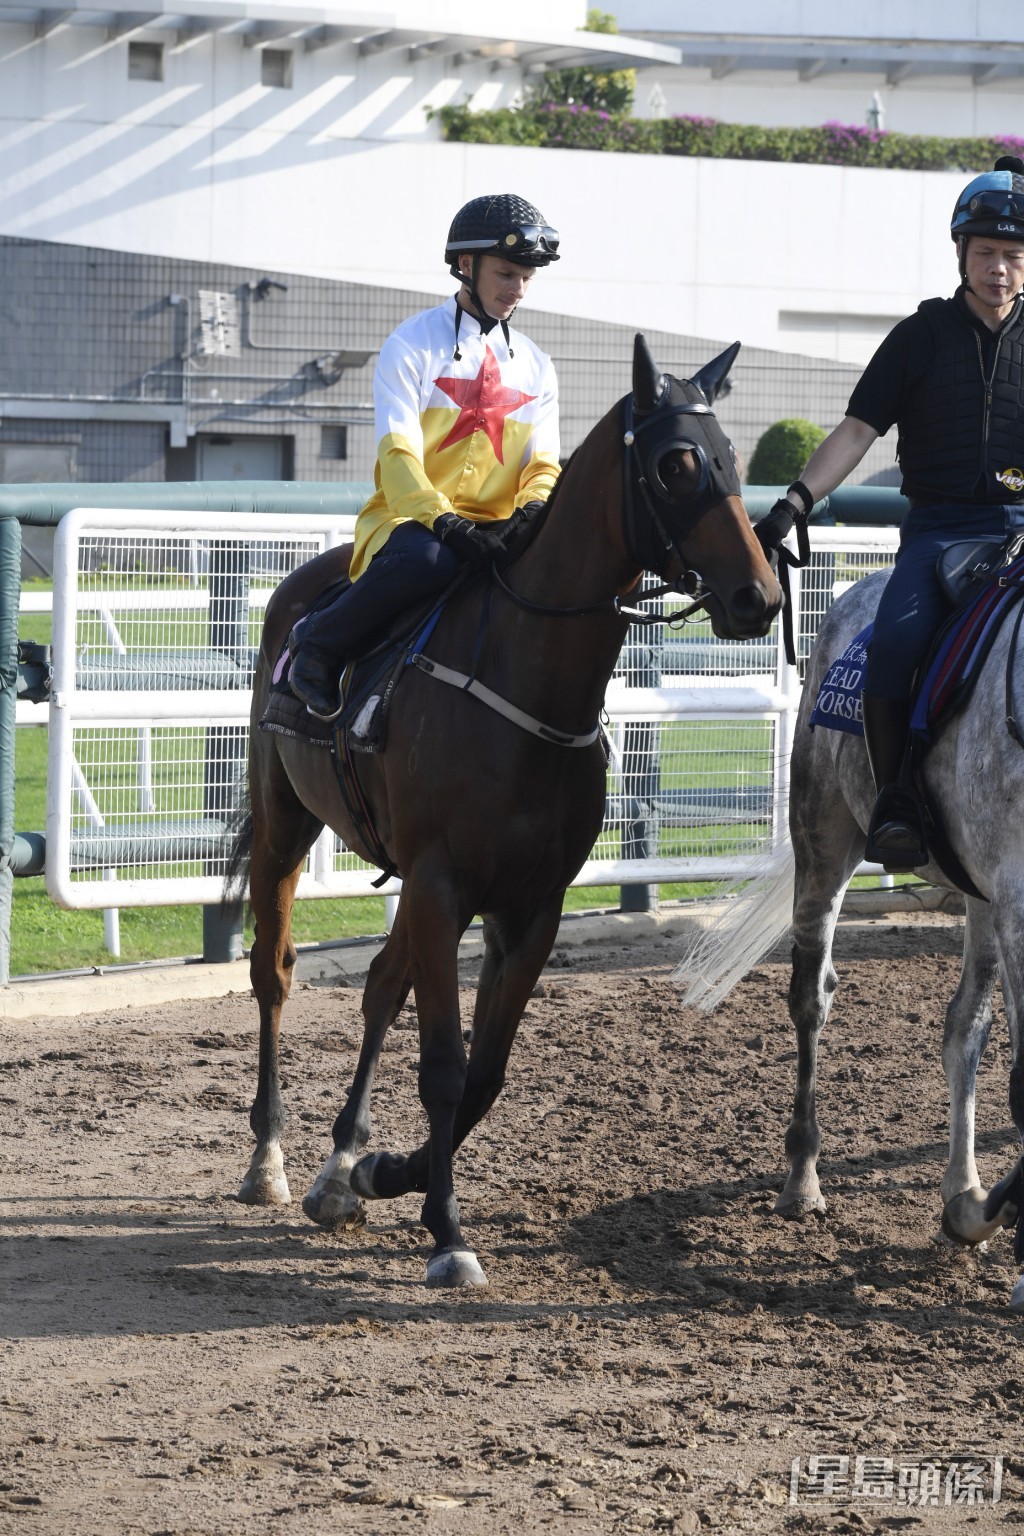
[{"x1": 1, "y1": 0, "x2": 1022, "y2": 363}]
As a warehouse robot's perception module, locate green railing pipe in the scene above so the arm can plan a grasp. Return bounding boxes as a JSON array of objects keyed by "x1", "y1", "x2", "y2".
[
  {"x1": 743, "y1": 484, "x2": 910, "y2": 524},
  {"x1": 1, "y1": 481, "x2": 914, "y2": 528},
  {"x1": 1, "y1": 481, "x2": 374, "y2": 526}
]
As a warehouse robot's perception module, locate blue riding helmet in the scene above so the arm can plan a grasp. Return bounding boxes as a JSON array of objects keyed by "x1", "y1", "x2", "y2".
[{"x1": 951, "y1": 160, "x2": 1024, "y2": 243}]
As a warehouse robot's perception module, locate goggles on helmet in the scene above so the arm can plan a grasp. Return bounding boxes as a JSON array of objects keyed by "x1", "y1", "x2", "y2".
[
  {"x1": 961, "y1": 188, "x2": 1024, "y2": 222},
  {"x1": 453, "y1": 224, "x2": 560, "y2": 258},
  {"x1": 498, "y1": 224, "x2": 560, "y2": 257}
]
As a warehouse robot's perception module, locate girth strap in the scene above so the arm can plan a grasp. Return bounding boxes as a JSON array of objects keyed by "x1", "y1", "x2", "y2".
[{"x1": 410, "y1": 653, "x2": 601, "y2": 748}]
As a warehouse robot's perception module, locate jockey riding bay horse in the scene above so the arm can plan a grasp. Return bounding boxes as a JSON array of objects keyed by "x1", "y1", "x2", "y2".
[{"x1": 227, "y1": 334, "x2": 782, "y2": 1288}]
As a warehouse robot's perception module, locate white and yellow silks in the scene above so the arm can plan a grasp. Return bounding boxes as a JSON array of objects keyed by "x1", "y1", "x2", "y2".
[{"x1": 349, "y1": 295, "x2": 560, "y2": 579}]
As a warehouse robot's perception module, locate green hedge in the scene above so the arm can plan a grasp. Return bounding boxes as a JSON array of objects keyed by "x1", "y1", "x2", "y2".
[
  {"x1": 747, "y1": 420, "x2": 828, "y2": 486},
  {"x1": 431, "y1": 103, "x2": 1024, "y2": 173}
]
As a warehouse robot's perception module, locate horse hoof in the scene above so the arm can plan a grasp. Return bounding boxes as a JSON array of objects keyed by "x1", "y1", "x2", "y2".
[
  {"x1": 302, "y1": 1188, "x2": 364, "y2": 1227},
  {"x1": 1009, "y1": 1277, "x2": 1024, "y2": 1314},
  {"x1": 238, "y1": 1147, "x2": 291, "y2": 1206},
  {"x1": 425, "y1": 1249, "x2": 488, "y2": 1289},
  {"x1": 774, "y1": 1192, "x2": 826, "y2": 1220},
  {"x1": 942, "y1": 1187, "x2": 1001, "y2": 1246},
  {"x1": 302, "y1": 1150, "x2": 364, "y2": 1227}
]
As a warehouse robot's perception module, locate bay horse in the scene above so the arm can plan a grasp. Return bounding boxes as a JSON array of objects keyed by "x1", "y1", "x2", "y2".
[
  {"x1": 228, "y1": 334, "x2": 782, "y2": 1289},
  {"x1": 677, "y1": 565, "x2": 1024, "y2": 1310}
]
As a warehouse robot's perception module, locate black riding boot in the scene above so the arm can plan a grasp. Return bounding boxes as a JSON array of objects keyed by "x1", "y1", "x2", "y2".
[
  {"x1": 288, "y1": 523, "x2": 462, "y2": 719},
  {"x1": 861, "y1": 692, "x2": 928, "y2": 872}
]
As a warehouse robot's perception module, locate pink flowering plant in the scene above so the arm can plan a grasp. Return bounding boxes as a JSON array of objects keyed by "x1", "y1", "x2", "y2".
[{"x1": 431, "y1": 104, "x2": 1021, "y2": 174}]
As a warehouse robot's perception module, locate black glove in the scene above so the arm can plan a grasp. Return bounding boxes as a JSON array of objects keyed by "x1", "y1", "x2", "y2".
[
  {"x1": 754, "y1": 497, "x2": 799, "y2": 565},
  {"x1": 434, "y1": 512, "x2": 508, "y2": 569},
  {"x1": 499, "y1": 499, "x2": 546, "y2": 557}
]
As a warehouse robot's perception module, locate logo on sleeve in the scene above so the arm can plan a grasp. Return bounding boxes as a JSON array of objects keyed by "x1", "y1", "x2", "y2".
[{"x1": 996, "y1": 466, "x2": 1024, "y2": 493}]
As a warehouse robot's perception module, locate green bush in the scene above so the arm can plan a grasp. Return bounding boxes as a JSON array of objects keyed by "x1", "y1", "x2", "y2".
[
  {"x1": 535, "y1": 9, "x2": 636, "y2": 115},
  {"x1": 746, "y1": 419, "x2": 828, "y2": 486},
  {"x1": 430, "y1": 103, "x2": 1024, "y2": 175}
]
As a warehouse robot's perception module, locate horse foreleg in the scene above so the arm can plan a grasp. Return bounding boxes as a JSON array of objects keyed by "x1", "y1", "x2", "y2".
[
  {"x1": 776, "y1": 785, "x2": 863, "y2": 1219},
  {"x1": 453, "y1": 898, "x2": 564, "y2": 1153},
  {"x1": 351, "y1": 897, "x2": 563, "y2": 1228},
  {"x1": 940, "y1": 898, "x2": 1001, "y2": 1245},
  {"x1": 353, "y1": 865, "x2": 482, "y2": 1287},
  {"x1": 302, "y1": 905, "x2": 412, "y2": 1227},
  {"x1": 238, "y1": 772, "x2": 322, "y2": 1208}
]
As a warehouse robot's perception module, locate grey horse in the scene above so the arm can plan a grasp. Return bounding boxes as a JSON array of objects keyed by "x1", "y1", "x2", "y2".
[{"x1": 677, "y1": 566, "x2": 1024, "y2": 1311}]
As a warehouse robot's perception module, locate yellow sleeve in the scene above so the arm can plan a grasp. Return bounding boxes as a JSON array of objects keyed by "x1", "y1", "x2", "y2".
[
  {"x1": 374, "y1": 339, "x2": 452, "y2": 530},
  {"x1": 377, "y1": 431, "x2": 453, "y2": 530},
  {"x1": 515, "y1": 356, "x2": 560, "y2": 507}
]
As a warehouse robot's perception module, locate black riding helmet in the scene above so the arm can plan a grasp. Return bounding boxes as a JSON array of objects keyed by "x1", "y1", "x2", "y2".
[{"x1": 445, "y1": 194, "x2": 560, "y2": 281}]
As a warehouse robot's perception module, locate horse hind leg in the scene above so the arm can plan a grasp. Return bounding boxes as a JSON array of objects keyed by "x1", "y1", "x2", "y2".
[
  {"x1": 983, "y1": 887, "x2": 1024, "y2": 1311},
  {"x1": 939, "y1": 898, "x2": 1002, "y2": 1247},
  {"x1": 238, "y1": 764, "x2": 323, "y2": 1208},
  {"x1": 776, "y1": 752, "x2": 865, "y2": 1219},
  {"x1": 302, "y1": 902, "x2": 412, "y2": 1227}
]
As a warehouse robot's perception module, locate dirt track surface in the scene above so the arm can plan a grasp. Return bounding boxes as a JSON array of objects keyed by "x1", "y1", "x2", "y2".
[{"x1": 2, "y1": 911, "x2": 1023, "y2": 1535}]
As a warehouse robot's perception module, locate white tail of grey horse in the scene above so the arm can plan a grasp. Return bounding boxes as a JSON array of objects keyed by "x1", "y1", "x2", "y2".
[{"x1": 672, "y1": 841, "x2": 796, "y2": 1012}]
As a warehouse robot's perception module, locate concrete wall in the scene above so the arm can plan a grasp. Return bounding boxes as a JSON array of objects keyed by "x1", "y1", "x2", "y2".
[{"x1": 0, "y1": 232, "x2": 898, "y2": 491}]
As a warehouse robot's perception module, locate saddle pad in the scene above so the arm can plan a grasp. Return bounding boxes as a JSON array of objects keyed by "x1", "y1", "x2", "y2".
[
  {"x1": 259, "y1": 645, "x2": 334, "y2": 747},
  {"x1": 808, "y1": 625, "x2": 870, "y2": 736}
]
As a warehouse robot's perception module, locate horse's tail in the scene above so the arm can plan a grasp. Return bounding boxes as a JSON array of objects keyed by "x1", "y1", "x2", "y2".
[
  {"x1": 672, "y1": 840, "x2": 795, "y2": 1012},
  {"x1": 222, "y1": 789, "x2": 255, "y2": 906}
]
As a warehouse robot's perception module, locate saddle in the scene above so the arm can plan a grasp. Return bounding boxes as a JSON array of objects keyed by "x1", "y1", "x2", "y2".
[
  {"x1": 936, "y1": 530, "x2": 1024, "y2": 608},
  {"x1": 259, "y1": 557, "x2": 471, "y2": 886},
  {"x1": 810, "y1": 533, "x2": 1024, "y2": 900}
]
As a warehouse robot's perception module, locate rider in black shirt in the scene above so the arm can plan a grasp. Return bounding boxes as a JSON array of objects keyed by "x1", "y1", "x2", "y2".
[{"x1": 759, "y1": 155, "x2": 1024, "y2": 871}]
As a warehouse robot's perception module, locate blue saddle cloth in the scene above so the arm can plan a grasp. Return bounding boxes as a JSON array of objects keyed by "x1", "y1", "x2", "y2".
[{"x1": 809, "y1": 626, "x2": 870, "y2": 736}]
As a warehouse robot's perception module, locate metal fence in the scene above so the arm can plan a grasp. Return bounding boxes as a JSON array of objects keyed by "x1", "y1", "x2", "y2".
[{"x1": 41, "y1": 510, "x2": 901, "y2": 917}]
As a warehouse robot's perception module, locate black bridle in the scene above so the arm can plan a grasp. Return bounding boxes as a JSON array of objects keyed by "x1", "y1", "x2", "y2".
[{"x1": 495, "y1": 376, "x2": 742, "y2": 627}]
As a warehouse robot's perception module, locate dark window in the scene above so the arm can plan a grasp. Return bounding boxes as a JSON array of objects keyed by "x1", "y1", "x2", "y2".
[
  {"x1": 320, "y1": 426, "x2": 348, "y2": 461},
  {"x1": 261, "y1": 49, "x2": 293, "y2": 88},
  {"x1": 128, "y1": 41, "x2": 164, "y2": 81}
]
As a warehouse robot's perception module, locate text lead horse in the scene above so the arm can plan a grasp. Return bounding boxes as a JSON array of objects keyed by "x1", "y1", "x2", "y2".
[{"x1": 229, "y1": 334, "x2": 782, "y2": 1289}]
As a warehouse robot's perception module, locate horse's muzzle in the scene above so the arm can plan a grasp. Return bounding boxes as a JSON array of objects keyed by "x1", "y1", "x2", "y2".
[{"x1": 708, "y1": 580, "x2": 783, "y2": 640}]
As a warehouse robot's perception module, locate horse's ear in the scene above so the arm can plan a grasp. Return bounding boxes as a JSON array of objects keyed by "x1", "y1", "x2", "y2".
[
  {"x1": 691, "y1": 340, "x2": 741, "y2": 404},
  {"x1": 632, "y1": 333, "x2": 666, "y2": 417}
]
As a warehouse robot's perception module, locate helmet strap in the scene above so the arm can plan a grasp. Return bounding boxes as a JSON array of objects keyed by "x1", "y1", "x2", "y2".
[{"x1": 455, "y1": 254, "x2": 514, "y2": 354}]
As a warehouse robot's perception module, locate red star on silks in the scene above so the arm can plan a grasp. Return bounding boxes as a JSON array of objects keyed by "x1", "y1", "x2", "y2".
[{"x1": 433, "y1": 345, "x2": 535, "y2": 465}]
